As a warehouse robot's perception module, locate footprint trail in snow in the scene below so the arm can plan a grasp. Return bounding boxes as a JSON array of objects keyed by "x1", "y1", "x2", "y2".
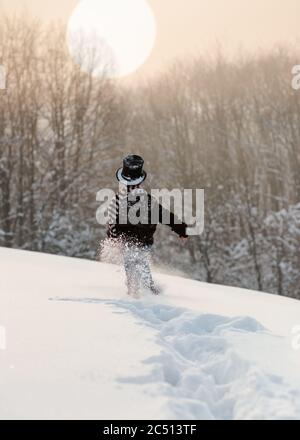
[{"x1": 57, "y1": 296, "x2": 300, "y2": 420}]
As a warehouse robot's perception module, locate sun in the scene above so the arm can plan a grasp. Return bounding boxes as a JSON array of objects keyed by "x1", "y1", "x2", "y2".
[{"x1": 66, "y1": 0, "x2": 157, "y2": 79}]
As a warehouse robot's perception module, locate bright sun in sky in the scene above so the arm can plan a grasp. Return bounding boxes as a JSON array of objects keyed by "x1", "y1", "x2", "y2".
[{"x1": 66, "y1": 0, "x2": 157, "y2": 79}]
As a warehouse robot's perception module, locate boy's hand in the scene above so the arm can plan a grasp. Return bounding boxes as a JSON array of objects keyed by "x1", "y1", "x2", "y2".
[{"x1": 180, "y1": 236, "x2": 188, "y2": 243}]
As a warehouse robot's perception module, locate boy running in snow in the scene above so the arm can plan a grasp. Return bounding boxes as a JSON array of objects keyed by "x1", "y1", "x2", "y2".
[{"x1": 106, "y1": 154, "x2": 188, "y2": 297}]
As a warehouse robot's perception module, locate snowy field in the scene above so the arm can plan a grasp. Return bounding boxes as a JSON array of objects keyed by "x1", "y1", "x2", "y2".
[{"x1": 1, "y1": 247, "x2": 300, "y2": 420}]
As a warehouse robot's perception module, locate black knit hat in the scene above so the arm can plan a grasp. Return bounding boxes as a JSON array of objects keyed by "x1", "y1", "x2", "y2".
[{"x1": 116, "y1": 154, "x2": 147, "y2": 185}]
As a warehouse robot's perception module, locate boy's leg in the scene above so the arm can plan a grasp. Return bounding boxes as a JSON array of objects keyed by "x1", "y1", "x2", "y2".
[
  {"x1": 140, "y1": 246, "x2": 158, "y2": 294},
  {"x1": 123, "y1": 244, "x2": 141, "y2": 296},
  {"x1": 123, "y1": 244, "x2": 158, "y2": 296}
]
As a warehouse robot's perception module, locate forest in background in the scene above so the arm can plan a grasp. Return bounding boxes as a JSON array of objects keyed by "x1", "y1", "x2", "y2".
[{"x1": 0, "y1": 16, "x2": 299, "y2": 298}]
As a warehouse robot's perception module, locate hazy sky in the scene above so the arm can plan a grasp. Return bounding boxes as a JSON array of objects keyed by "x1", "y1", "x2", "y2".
[{"x1": 1, "y1": 0, "x2": 300, "y2": 79}]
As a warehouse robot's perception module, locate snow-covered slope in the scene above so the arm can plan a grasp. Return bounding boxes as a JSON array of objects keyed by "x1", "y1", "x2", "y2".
[{"x1": 1, "y1": 247, "x2": 300, "y2": 420}]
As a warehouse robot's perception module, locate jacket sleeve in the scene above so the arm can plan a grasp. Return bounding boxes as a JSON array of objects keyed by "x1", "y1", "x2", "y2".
[
  {"x1": 158, "y1": 201, "x2": 188, "y2": 238},
  {"x1": 106, "y1": 195, "x2": 119, "y2": 239}
]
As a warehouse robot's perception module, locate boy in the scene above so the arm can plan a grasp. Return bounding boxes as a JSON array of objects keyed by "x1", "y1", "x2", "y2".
[{"x1": 106, "y1": 154, "x2": 188, "y2": 297}]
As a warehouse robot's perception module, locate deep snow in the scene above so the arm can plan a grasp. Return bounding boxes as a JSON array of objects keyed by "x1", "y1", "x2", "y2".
[{"x1": 1, "y1": 247, "x2": 300, "y2": 419}]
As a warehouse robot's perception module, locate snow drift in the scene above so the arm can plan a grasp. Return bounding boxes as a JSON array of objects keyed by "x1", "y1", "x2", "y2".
[{"x1": 1, "y1": 247, "x2": 300, "y2": 420}]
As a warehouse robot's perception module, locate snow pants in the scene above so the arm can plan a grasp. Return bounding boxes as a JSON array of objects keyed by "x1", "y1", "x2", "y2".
[{"x1": 122, "y1": 244, "x2": 155, "y2": 295}]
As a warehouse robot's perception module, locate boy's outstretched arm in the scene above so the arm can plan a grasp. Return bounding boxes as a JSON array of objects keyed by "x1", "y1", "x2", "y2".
[{"x1": 157, "y1": 200, "x2": 188, "y2": 239}]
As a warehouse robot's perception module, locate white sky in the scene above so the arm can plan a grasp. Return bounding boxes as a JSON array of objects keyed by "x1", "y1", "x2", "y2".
[{"x1": 1, "y1": 0, "x2": 300, "y2": 79}]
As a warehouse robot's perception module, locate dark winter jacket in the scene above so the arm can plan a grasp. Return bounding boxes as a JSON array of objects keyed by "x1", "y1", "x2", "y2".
[{"x1": 107, "y1": 188, "x2": 188, "y2": 247}]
